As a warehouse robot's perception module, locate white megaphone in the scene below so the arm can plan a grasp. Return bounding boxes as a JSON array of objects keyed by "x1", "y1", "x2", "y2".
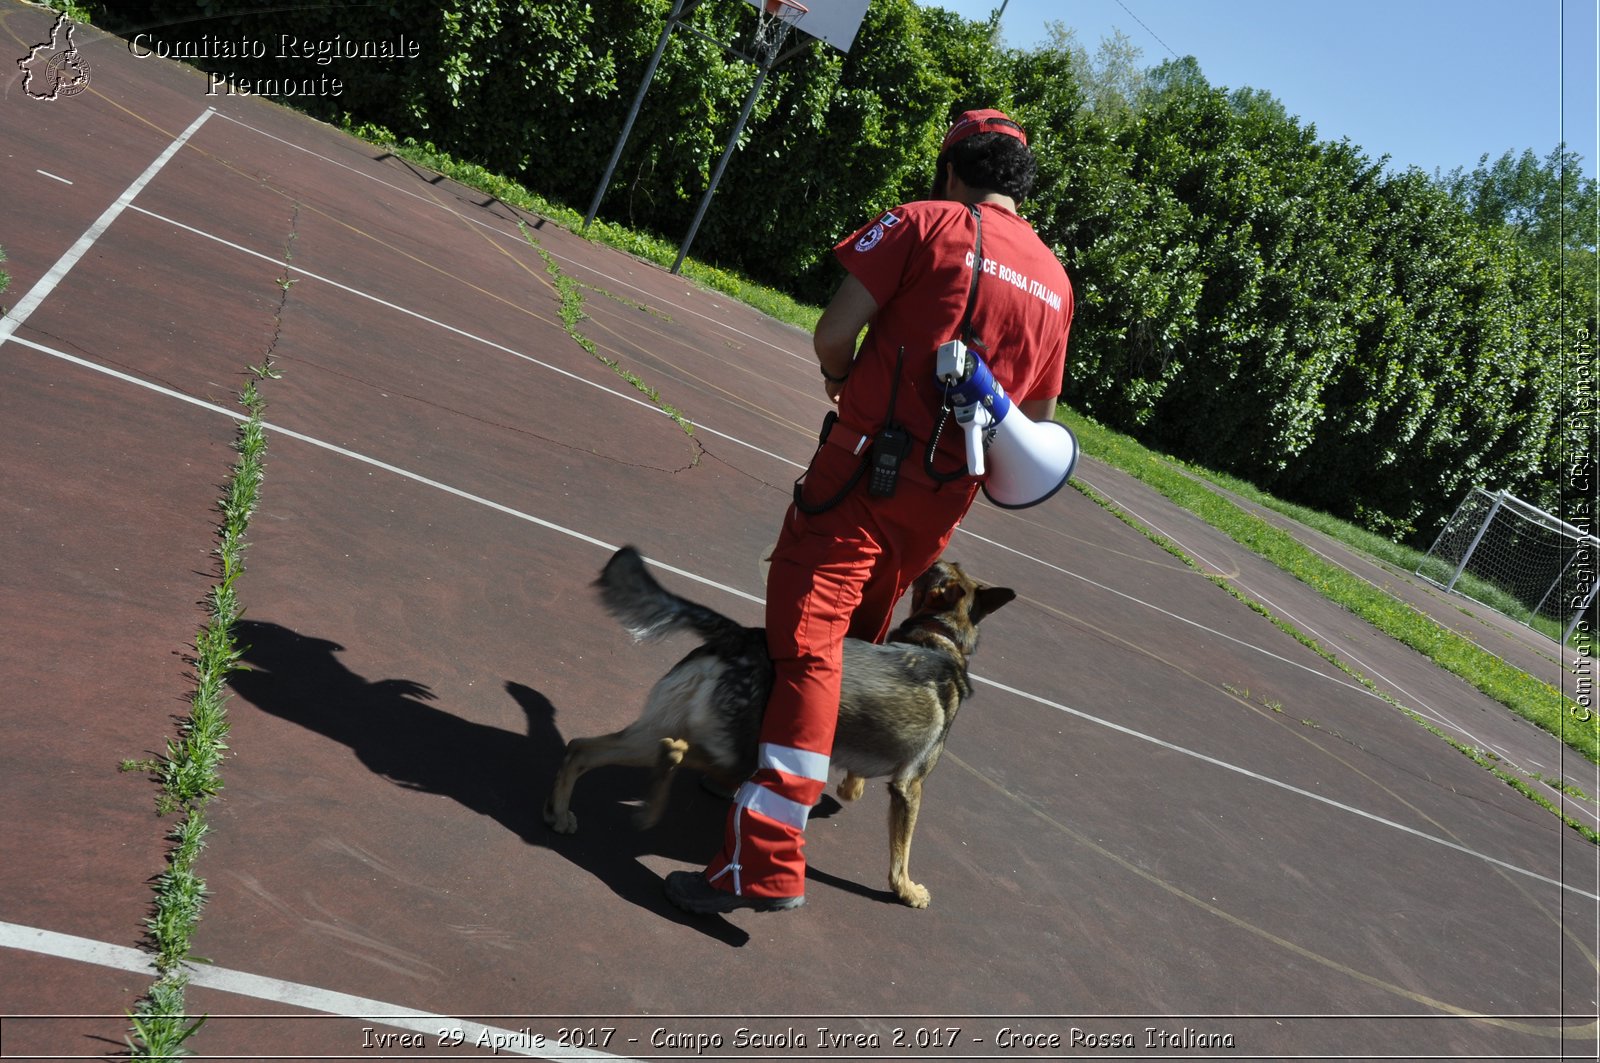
[{"x1": 935, "y1": 340, "x2": 1080, "y2": 509}]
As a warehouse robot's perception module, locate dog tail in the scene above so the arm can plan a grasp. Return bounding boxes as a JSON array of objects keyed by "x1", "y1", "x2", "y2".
[{"x1": 596, "y1": 547, "x2": 752, "y2": 649}]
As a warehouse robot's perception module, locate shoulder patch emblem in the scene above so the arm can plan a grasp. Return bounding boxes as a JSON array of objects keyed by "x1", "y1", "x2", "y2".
[{"x1": 854, "y1": 223, "x2": 885, "y2": 253}]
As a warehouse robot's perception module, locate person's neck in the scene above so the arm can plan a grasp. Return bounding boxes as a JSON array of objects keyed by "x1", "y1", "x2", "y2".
[
  {"x1": 962, "y1": 192, "x2": 1016, "y2": 212},
  {"x1": 945, "y1": 176, "x2": 1014, "y2": 213}
]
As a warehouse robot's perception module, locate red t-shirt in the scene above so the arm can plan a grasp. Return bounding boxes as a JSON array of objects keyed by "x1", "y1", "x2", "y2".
[{"x1": 834, "y1": 199, "x2": 1072, "y2": 477}]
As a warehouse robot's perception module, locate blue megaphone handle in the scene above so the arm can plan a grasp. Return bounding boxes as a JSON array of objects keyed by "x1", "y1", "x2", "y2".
[{"x1": 945, "y1": 349, "x2": 1012, "y2": 422}]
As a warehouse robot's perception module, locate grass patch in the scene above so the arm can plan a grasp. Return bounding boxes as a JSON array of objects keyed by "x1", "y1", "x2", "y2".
[
  {"x1": 1178, "y1": 464, "x2": 1589, "y2": 652},
  {"x1": 1060, "y1": 410, "x2": 1597, "y2": 766},
  {"x1": 122, "y1": 360, "x2": 275, "y2": 1057}
]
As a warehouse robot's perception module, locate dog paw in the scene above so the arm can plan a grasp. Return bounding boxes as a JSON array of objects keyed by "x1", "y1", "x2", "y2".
[
  {"x1": 895, "y1": 881, "x2": 930, "y2": 909},
  {"x1": 837, "y1": 774, "x2": 866, "y2": 802},
  {"x1": 544, "y1": 806, "x2": 578, "y2": 834}
]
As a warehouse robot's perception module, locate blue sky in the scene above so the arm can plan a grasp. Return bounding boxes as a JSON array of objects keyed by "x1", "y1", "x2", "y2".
[{"x1": 923, "y1": 0, "x2": 1598, "y2": 180}]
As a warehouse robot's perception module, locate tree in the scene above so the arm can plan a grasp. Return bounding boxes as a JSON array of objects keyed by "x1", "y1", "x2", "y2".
[
  {"x1": 1439, "y1": 146, "x2": 1598, "y2": 535},
  {"x1": 1061, "y1": 70, "x2": 1377, "y2": 486},
  {"x1": 1045, "y1": 22, "x2": 1145, "y2": 124},
  {"x1": 1298, "y1": 171, "x2": 1562, "y2": 539},
  {"x1": 702, "y1": 0, "x2": 973, "y2": 299},
  {"x1": 1442, "y1": 146, "x2": 1598, "y2": 260}
]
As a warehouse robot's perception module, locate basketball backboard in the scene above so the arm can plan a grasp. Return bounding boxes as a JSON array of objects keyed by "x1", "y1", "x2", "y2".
[{"x1": 741, "y1": 0, "x2": 868, "y2": 54}]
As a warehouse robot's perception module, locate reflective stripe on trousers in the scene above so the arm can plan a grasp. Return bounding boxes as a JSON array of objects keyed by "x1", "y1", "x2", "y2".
[{"x1": 707, "y1": 743, "x2": 830, "y2": 895}]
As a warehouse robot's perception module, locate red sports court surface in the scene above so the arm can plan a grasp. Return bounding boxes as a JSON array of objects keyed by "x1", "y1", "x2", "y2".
[{"x1": 1, "y1": 5, "x2": 1596, "y2": 1060}]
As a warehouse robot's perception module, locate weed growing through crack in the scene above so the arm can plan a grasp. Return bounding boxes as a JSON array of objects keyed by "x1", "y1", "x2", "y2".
[
  {"x1": 518, "y1": 220, "x2": 697, "y2": 447},
  {"x1": 123, "y1": 362, "x2": 273, "y2": 1057}
]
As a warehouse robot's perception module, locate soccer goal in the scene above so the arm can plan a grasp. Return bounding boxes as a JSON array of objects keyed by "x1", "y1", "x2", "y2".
[{"x1": 1416, "y1": 488, "x2": 1599, "y2": 648}]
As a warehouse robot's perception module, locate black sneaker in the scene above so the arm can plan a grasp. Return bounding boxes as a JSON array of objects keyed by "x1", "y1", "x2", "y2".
[{"x1": 663, "y1": 871, "x2": 805, "y2": 914}]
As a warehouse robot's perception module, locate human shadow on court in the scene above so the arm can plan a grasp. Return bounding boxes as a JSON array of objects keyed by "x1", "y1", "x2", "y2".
[{"x1": 229, "y1": 619, "x2": 752, "y2": 944}]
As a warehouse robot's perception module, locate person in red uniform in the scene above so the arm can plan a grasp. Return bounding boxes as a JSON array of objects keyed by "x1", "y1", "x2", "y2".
[{"x1": 665, "y1": 109, "x2": 1073, "y2": 914}]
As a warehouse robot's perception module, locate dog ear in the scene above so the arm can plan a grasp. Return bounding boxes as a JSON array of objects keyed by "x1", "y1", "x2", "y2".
[{"x1": 970, "y1": 585, "x2": 1016, "y2": 624}]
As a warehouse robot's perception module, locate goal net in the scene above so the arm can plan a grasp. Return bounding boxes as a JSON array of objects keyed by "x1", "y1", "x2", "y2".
[{"x1": 1417, "y1": 488, "x2": 1599, "y2": 648}]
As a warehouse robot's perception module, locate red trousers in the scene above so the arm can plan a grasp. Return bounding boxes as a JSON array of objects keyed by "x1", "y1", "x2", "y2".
[{"x1": 703, "y1": 441, "x2": 978, "y2": 898}]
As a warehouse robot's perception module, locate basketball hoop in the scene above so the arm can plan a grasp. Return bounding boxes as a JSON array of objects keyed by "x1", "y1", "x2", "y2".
[{"x1": 751, "y1": 0, "x2": 808, "y2": 65}]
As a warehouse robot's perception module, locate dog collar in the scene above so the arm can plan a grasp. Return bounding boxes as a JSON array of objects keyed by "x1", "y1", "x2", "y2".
[{"x1": 901, "y1": 615, "x2": 970, "y2": 660}]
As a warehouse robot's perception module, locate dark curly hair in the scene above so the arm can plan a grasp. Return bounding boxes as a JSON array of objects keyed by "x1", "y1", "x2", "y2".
[{"x1": 930, "y1": 131, "x2": 1039, "y2": 202}]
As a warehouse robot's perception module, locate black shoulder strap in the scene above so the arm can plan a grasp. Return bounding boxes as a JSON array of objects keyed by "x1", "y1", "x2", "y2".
[
  {"x1": 925, "y1": 205, "x2": 987, "y2": 485},
  {"x1": 959, "y1": 204, "x2": 983, "y2": 348}
]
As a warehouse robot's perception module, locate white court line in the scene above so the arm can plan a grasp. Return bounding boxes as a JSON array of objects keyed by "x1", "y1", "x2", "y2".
[
  {"x1": 0, "y1": 923, "x2": 635, "y2": 1061},
  {"x1": 36, "y1": 169, "x2": 73, "y2": 185},
  {"x1": 208, "y1": 110, "x2": 812, "y2": 367},
  {"x1": 975, "y1": 673, "x2": 1600, "y2": 902},
  {"x1": 0, "y1": 108, "x2": 214, "y2": 347},
  {"x1": 0, "y1": 335, "x2": 761, "y2": 610},
  {"x1": 971, "y1": 521, "x2": 1597, "y2": 831},
  {"x1": 1069, "y1": 475, "x2": 1578, "y2": 791},
  {"x1": 5, "y1": 333, "x2": 1589, "y2": 901},
  {"x1": 960, "y1": 524, "x2": 1380, "y2": 703},
  {"x1": 124, "y1": 204, "x2": 802, "y2": 472}
]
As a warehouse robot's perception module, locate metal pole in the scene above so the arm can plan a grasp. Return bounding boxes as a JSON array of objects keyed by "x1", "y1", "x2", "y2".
[
  {"x1": 584, "y1": 0, "x2": 696, "y2": 231},
  {"x1": 671, "y1": 30, "x2": 783, "y2": 274},
  {"x1": 1445, "y1": 489, "x2": 1505, "y2": 594},
  {"x1": 1416, "y1": 491, "x2": 1473, "y2": 585}
]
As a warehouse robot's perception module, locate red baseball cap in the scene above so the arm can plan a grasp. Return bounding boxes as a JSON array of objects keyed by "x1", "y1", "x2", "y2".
[{"x1": 941, "y1": 108, "x2": 1028, "y2": 151}]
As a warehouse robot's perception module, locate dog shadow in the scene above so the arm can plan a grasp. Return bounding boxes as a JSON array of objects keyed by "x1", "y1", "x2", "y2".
[{"x1": 228, "y1": 619, "x2": 756, "y2": 945}]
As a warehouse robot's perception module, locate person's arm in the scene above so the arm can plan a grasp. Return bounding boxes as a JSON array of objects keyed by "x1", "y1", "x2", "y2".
[
  {"x1": 1018, "y1": 332, "x2": 1068, "y2": 421},
  {"x1": 814, "y1": 274, "x2": 879, "y2": 402},
  {"x1": 1019, "y1": 396, "x2": 1057, "y2": 422}
]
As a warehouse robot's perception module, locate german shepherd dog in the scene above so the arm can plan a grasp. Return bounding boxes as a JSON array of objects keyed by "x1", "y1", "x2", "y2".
[{"x1": 543, "y1": 546, "x2": 1015, "y2": 908}]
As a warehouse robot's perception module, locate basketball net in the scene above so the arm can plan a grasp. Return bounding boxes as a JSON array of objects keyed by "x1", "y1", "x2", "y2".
[{"x1": 751, "y1": 0, "x2": 808, "y2": 65}]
